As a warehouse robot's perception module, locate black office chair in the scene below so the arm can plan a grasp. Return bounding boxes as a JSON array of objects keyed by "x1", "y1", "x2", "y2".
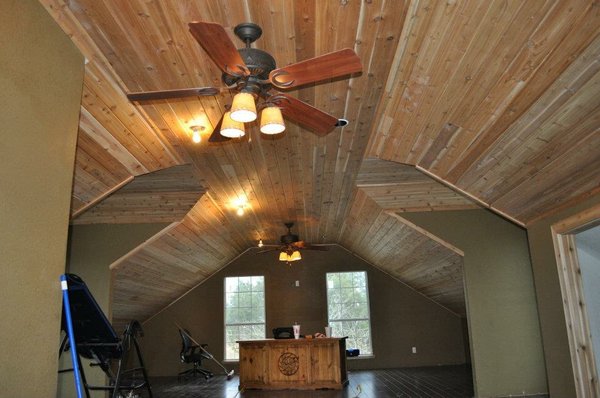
[{"x1": 178, "y1": 329, "x2": 213, "y2": 379}]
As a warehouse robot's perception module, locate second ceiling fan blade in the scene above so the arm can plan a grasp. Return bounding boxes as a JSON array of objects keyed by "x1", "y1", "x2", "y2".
[
  {"x1": 269, "y1": 48, "x2": 362, "y2": 89},
  {"x1": 127, "y1": 87, "x2": 220, "y2": 102},
  {"x1": 189, "y1": 21, "x2": 248, "y2": 76},
  {"x1": 276, "y1": 93, "x2": 340, "y2": 136}
]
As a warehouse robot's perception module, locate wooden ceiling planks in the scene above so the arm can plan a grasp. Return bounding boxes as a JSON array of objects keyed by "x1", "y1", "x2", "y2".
[
  {"x1": 357, "y1": 159, "x2": 480, "y2": 212},
  {"x1": 39, "y1": 0, "x2": 600, "y2": 325},
  {"x1": 341, "y1": 190, "x2": 465, "y2": 317},
  {"x1": 110, "y1": 194, "x2": 251, "y2": 329},
  {"x1": 366, "y1": 0, "x2": 600, "y2": 225},
  {"x1": 72, "y1": 164, "x2": 206, "y2": 224}
]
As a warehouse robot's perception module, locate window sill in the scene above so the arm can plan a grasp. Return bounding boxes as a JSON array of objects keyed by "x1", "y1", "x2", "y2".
[{"x1": 348, "y1": 355, "x2": 374, "y2": 360}]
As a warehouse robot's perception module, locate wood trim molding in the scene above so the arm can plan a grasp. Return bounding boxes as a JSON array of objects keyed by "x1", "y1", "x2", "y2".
[
  {"x1": 415, "y1": 165, "x2": 525, "y2": 227},
  {"x1": 386, "y1": 211, "x2": 465, "y2": 256},
  {"x1": 109, "y1": 221, "x2": 180, "y2": 270},
  {"x1": 551, "y1": 203, "x2": 600, "y2": 397},
  {"x1": 70, "y1": 175, "x2": 134, "y2": 219}
]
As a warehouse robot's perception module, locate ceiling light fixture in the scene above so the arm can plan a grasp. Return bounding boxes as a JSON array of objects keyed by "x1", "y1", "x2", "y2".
[
  {"x1": 260, "y1": 106, "x2": 285, "y2": 135},
  {"x1": 236, "y1": 205, "x2": 245, "y2": 216},
  {"x1": 220, "y1": 112, "x2": 245, "y2": 138},
  {"x1": 279, "y1": 249, "x2": 302, "y2": 263},
  {"x1": 258, "y1": 239, "x2": 264, "y2": 248},
  {"x1": 190, "y1": 125, "x2": 204, "y2": 144},
  {"x1": 224, "y1": 95, "x2": 286, "y2": 138},
  {"x1": 230, "y1": 92, "x2": 257, "y2": 123}
]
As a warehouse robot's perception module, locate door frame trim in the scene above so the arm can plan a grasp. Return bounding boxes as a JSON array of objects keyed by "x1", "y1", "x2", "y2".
[{"x1": 551, "y1": 203, "x2": 600, "y2": 397}]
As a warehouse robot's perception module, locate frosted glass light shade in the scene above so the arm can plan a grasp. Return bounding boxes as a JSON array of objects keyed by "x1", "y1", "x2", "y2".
[
  {"x1": 230, "y1": 92, "x2": 257, "y2": 122},
  {"x1": 289, "y1": 250, "x2": 302, "y2": 261},
  {"x1": 220, "y1": 112, "x2": 245, "y2": 138},
  {"x1": 260, "y1": 106, "x2": 285, "y2": 135},
  {"x1": 279, "y1": 251, "x2": 288, "y2": 261}
]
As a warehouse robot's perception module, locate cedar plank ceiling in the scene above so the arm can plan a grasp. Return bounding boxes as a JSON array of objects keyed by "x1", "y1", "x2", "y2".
[{"x1": 41, "y1": 0, "x2": 600, "y2": 327}]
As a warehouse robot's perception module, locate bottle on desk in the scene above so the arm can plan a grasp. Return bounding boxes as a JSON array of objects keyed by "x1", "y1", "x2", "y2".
[{"x1": 293, "y1": 322, "x2": 300, "y2": 339}]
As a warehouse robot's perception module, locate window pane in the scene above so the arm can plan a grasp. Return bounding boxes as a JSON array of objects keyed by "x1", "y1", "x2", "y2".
[
  {"x1": 251, "y1": 276, "x2": 264, "y2": 291},
  {"x1": 225, "y1": 292, "x2": 238, "y2": 308},
  {"x1": 225, "y1": 278, "x2": 238, "y2": 293},
  {"x1": 238, "y1": 277, "x2": 252, "y2": 292},
  {"x1": 238, "y1": 292, "x2": 251, "y2": 307},
  {"x1": 225, "y1": 307, "x2": 238, "y2": 324},
  {"x1": 340, "y1": 273, "x2": 354, "y2": 288},
  {"x1": 224, "y1": 276, "x2": 265, "y2": 360},
  {"x1": 326, "y1": 271, "x2": 372, "y2": 356}
]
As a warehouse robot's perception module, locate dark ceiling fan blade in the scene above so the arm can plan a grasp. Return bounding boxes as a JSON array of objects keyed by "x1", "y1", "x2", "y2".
[
  {"x1": 269, "y1": 48, "x2": 362, "y2": 89},
  {"x1": 256, "y1": 248, "x2": 281, "y2": 254},
  {"x1": 275, "y1": 93, "x2": 340, "y2": 136},
  {"x1": 189, "y1": 21, "x2": 248, "y2": 76},
  {"x1": 302, "y1": 244, "x2": 330, "y2": 251},
  {"x1": 208, "y1": 113, "x2": 230, "y2": 143},
  {"x1": 127, "y1": 87, "x2": 221, "y2": 102}
]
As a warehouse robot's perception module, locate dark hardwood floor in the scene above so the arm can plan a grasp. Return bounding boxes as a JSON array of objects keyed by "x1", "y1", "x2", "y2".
[{"x1": 141, "y1": 365, "x2": 474, "y2": 398}]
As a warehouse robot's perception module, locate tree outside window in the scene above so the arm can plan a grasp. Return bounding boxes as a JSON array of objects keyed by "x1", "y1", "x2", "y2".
[
  {"x1": 326, "y1": 271, "x2": 373, "y2": 355},
  {"x1": 224, "y1": 276, "x2": 265, "y2": 360}
]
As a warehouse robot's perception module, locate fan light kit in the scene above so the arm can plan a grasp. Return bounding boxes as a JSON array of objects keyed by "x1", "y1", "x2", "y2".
[
  {"x1": 279, "y1": 250, "x2": 301, "y2": 262},
  {"x1": 127, "y1": 21, "x2": 362, "y2": 144},
  {"x1": 256, "y1": 222, "x2": 329, "y2": 265},
  {"x1": 220, "y1": 112, "x2": 245, "y2": 138}
]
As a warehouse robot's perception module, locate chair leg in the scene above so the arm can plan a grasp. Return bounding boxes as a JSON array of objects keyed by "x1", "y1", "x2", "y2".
[{"x1": 178, "y1": 362, "x2": 213, "y2": 379}]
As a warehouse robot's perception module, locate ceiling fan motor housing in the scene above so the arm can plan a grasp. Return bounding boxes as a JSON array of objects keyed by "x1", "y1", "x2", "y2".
[
  {"x1": 281, "y1": 233, "x2": 300, "y2": 245},
  {"x1": 222, "y1": 23, "x2": 276, "y2": 97},
  {"x1": 280, "y1": 222, "x2": 300, "y2": 244},
  {"x1": 222, "y1": 48, "x2": 276, "y2": 95}
]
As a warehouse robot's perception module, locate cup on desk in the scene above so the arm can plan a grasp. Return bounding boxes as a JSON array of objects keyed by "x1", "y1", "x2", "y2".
[
  {"x1": 324, "y1": 326, "x2": 332, "y2": 337},
  {"x1": 293, "y1": 324, "x2": 301, "y2": 339}
]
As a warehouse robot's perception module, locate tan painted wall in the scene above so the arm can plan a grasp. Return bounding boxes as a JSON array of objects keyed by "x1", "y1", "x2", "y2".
[
  {"x1": 139, "y1": 245, "x2": 467, "y2": 377},
  {"x1": 57, "y1": 223, "x2": 169, "y2": 397},
  {"x1": 0, "y1": 1, "x2": 83, "y2": 396},
  {"x1": 402, "y1": 210, "x2": 547, "y2": 398},
  {"x1": 527, "y1": 193, "x2": 600, "y2": 398}
]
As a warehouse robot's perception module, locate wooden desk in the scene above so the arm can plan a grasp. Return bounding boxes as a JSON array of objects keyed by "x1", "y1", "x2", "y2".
[{"x1": 238, "y1": 337, "x2": 347, "y2": 390}]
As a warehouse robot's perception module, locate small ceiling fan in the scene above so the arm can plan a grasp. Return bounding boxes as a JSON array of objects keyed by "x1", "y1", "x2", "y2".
[
  {"x1": 258, "y1": 222, "x2": 329, "y2": 263},
  {"x1": 127, "y1": 21, "x2": 362, "y2": 142}
]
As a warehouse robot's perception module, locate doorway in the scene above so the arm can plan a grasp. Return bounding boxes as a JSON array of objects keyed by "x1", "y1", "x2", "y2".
[{"x1": 552, "y1": 203, "x2": 600, "y2": 397}]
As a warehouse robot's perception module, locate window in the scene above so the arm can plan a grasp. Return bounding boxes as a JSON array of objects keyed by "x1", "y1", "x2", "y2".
[
  {"x1": 326, "y1": 271, "x2": 373, "y2": 355},
  {"x1": 224, "y1": 276, "x2": 265, "y2": 360}
]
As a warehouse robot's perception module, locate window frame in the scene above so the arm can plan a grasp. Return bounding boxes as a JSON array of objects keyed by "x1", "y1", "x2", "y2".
[
  {"x1": 326, "y1": 271, "x2": 373, "y2": 356},
  {"x1": 223, "y1": 275, "x2": 266, "y2": 361}
]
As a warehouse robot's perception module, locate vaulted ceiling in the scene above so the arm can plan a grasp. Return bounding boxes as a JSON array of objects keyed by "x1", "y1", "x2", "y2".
[{"x1": 41, "y1": 0, "x2": 600, "y2": 329}]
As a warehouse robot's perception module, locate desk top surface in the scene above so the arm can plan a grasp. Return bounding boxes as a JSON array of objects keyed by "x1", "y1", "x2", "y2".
[{"x1": 237, "y1": 337, "x2": 346, "y2": 344}]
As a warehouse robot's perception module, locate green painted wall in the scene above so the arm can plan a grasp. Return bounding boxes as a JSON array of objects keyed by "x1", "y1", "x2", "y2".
[
  {"x1": 0, "y1": 1, "x2": 83, "y2": 396},
  {"x1": 527, "y1": 193, "x2": 600, "y2": 398},
  {"x1": 402, "y1": 210, "x2": 547, "y2": 397},
  {"x1": 57, "y1": 223, "x2": 169, "y2": 397},
  {"x1": 140, "y1": 246, "x2": 467, "y2": 377}
]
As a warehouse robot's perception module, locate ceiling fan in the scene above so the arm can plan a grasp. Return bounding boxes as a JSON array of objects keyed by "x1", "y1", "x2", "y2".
[
  {"x1": 258, "y1": 222, "x2": 329, "y2": 263},
  {"x1": 126, "y1": 21, "x2": 362, "y2": 142}
]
